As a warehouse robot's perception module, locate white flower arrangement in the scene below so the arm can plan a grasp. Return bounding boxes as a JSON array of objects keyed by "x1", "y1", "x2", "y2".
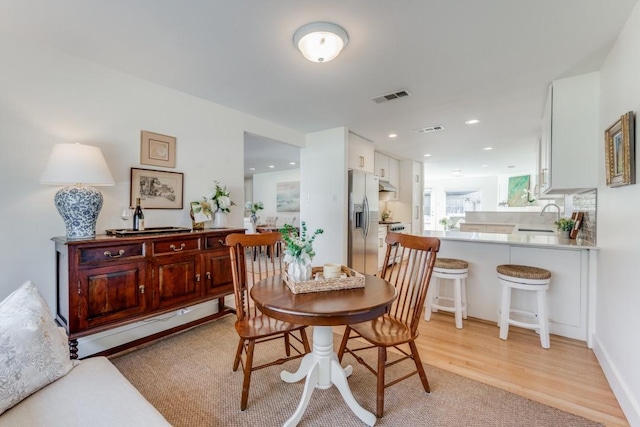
[{"x1": 208, "y1": 181, "x2": 236, "y2": 213}]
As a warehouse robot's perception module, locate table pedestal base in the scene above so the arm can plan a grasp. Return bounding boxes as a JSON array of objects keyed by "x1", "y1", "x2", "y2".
[{"x1": 280, "y1": 325, "x2": 376, "y2": 427}]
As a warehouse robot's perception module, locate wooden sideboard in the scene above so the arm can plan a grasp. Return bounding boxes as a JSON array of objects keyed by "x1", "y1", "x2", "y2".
[{"x1": 53, "y1": 228, "x2": 244, "y2": 358}]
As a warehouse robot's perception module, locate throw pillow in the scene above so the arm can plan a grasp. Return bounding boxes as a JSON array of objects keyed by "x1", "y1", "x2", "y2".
[{"x1": 0, "y1": 281, "x2": 76, "y2": 415}]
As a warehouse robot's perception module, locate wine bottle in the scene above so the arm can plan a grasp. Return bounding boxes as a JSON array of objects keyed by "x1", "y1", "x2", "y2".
[{"x1": 133, "y1": 198, "x2": 145, "y2": 231}]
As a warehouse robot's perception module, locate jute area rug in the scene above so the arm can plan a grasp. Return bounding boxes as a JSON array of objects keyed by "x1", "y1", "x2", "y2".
[{"x1": 111, "y1": 315, "x2": 601, "y2": 427}]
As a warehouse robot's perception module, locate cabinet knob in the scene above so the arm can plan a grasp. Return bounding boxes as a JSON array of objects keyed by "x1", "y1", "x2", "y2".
[
  {"x1": 206, "y1": 272, "x2": 211, "y2": 280},
  {"x1": 170, "y1": 243, "x2": 186, "y2": 252},
  {"x1": 139, "y1": 284, "x2": 145, "y2": 294},
  {"x1": 195, "y1": 274, "x2": 201, "y2": 282},
  {"x1": 381, "y1": 168, "x2": 386, "y2": 178},
  {"x1": 104, "y1": 249, "x2": 125, "y2": 258}
]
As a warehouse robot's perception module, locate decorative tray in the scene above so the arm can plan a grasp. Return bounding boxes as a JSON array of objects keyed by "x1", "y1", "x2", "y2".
[
  {"x1": 106, "y1": 227, "x2": 192, "y2": 237},
  {"x1": 284, "y1": 265, "x2": 365, "y2": 294}
]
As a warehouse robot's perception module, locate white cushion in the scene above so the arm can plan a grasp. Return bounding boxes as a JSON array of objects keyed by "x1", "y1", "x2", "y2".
[
  {"x1": 0, "y1": 281, "x2": 76, "y2": 415},
  {"x1": 0, "y1": 356, "x2": 171, "y2": 426}
]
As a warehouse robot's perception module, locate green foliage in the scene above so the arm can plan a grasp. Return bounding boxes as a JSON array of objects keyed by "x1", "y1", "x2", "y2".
[
  {"x1": 280, "y1": 222, "x2": 324, "y2": 261},
  {"x1": 555, "y1": 217, "x2": 575, "y2": 231}
]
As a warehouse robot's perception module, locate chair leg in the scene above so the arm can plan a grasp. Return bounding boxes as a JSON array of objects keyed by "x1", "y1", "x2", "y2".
[
  {"x1": 240, "y1": 339, "x2": 255, "y2": 411},
  {"x1": 376, "y1": 346, "x2": 387, "y2": 418},
  {"x1": 337, "y1": 326, "x2": 352, "y2": 362},
  {"x1": 300, "y1": 328, "x2": 311, "y2": 353},
  {"x1": 233, "y1": 338, "x2": 245, "y2": 371},
  {"x1": 409, "y1": 340, "x2": 430, "y2": 393},
  {"x1": 284, "y1": 332, "x2": 291, "y2": 356}
]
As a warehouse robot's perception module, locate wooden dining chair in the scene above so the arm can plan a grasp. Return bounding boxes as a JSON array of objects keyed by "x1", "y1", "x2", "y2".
[
  {"x1": 337, "y1": 232, "x2": 440, "y2": 418},
  {"x1": 225, "y1": 232, "x2": 311, "y2": 411}
]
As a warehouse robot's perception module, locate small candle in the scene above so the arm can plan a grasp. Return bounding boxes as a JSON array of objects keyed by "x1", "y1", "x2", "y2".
[{"x1": 323, "y1": 263, "x2": 342, "y2": 279}]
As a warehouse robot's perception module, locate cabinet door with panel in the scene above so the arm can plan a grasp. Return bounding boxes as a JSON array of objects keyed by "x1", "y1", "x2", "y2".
[
  {"x1": 348, "y1": 132, "x2": 374, "y2": 173},
  {"x1": 76, "y1": 261, "x2": 147, "y2": 331},
  {"x1": 201, "y1": 233, "x2": 234, "y2": 296},
  {"x1": 374, "y1": 152, "x2": 390, "y2": 179}
]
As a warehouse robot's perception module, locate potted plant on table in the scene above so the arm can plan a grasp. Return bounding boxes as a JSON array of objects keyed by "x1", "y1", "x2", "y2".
[
  {"x1": 281, "y1": 222, "x2": 324, "y2": 281},
  {"x1": 244, "y1": 201, "x2": 264, "y2": 226},
  {"x1": 555, "y1": 217, "x2": 575, "y2": 238}
]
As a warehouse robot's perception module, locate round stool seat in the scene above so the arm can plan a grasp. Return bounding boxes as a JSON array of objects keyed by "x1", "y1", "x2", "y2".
[
  {"x1": 435, "y1": 258, "x2": 469, "y2": 270},
  {"x1": 497, "y1": 264, "x2": 551, "y2": 349},
  {"x1": 425, "y1": 258, "x2": 469, "y2": 329},
  {"x1": 497, "y1": 264, "x2": 551, "y2": 281}
]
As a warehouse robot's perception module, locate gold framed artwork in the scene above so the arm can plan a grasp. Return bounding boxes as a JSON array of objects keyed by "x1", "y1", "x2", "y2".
[
  {"x1": 130, "y1": 168, "x2": 183, "y2": 209},
  {"x1": 140, "y1": 130, "x2": 176, "y2": 168},
  {"x1": 605, "y1": 111, "x2": 635, "y2": 187}
]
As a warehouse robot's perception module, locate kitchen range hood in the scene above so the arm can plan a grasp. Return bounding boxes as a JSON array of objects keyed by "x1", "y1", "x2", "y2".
[{"x1": 379, "y1": 180, "x2": 397, "y2": 192}]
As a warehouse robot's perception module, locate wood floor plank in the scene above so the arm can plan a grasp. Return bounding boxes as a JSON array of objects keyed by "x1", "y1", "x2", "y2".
[{"x1": 415, "y1": 312, "x2": 628, "y2": 426}]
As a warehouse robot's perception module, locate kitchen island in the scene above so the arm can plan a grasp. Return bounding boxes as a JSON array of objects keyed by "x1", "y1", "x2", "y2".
[{"x1": 422, "y1": 230, "x2": 597, "y2": 346}]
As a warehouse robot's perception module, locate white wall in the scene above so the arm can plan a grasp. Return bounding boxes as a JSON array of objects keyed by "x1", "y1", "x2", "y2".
[
  {"x1": 301, "y1": 127, "x2": 348, "y2": 266},
  {"x1": 251, "y1": 169, "x2": 301, "y2": 225},
  {"x1": 594, "y1": 3, "x2": 640, "y2": 424},
  {"x1": 0, "y1": 36, "x2": 304, "y2": 353}
]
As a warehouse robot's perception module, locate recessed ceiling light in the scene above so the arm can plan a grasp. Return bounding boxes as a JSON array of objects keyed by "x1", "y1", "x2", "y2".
[
  {"x1": 388, "y1": 133, "x2": 397, "y2": 138},
  {"x1": 289, "y1": 162, "x2": 296, "y2": 165},
  {"x1": 481, "y1": 164, "x2": 488, "y2": 167},
  {"x1": 452, "y1": 169, "x2": 463, "y2": 176},
  {"x1": 249, "y1": 167, "x2": 256, "y2": 171},
  {"x1": 507, "y1": 165, "x2": 515, "y2": 168},
  {"x1": 423, "y1": 154, "x2": 432, "y2": 157},
  {"x1": 268, "y1": 165, "x2": 275, "y2": 168},
  {"x1": 465, "y1": 119, "x2": 480, "y2": 125},
  {"x1": 483, "y1": 147, "x2": 493, "y2": 151}
]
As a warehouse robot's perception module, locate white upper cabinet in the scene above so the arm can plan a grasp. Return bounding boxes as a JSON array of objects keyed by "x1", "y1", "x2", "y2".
[
  {"x1": 375, "y1": 152, "x2": 400, "y2": 195},
  {"x1": 539, "y1": 72, "x2": 599, "y2": 194},
  {"x1": 348, "y1": 132, "x2": 374, "y2": 174}
]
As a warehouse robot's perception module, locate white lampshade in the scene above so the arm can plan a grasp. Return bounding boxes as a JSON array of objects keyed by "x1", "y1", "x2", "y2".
[
  {"x1": 40, "y1": 143, "x2": 115, "y2": 186},
  {"x1": 293, "y1": 22, "x2": 349, "y2": 63},
  {"x1": 41, "y1": 143, "x2": 114, "y2": 239}
]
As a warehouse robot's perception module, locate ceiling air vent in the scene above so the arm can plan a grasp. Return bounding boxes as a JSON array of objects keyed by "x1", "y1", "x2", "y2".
[
  {"x1": 414, "y1": 126, "x2": 444, "y2": 134},
  {"x1": 371, "y1": 89, "x2": 411, "y2": 104}
]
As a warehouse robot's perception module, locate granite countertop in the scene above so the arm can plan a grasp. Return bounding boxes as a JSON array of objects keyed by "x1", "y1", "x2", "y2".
[{"x1": 423, "y1": 230, "x2": 598, "y2": 250}]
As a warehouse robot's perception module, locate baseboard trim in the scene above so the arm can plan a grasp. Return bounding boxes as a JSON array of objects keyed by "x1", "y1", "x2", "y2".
[{"x1": 593, "y1": 334, "x2": 640, "y2": 426}]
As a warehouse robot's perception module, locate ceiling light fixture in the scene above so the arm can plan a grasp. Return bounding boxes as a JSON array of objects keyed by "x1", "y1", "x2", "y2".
[
  {"x1": 388, "y1": 133, "x2": 397, "y2": 138},
  {"x1": 423, "y1": 154, "x2": 432, "y2": 157},
  {"x1": 293, "y1": 22, "x2": 349, "y2": 63},
  {"x1": 465, "y1": 119, "x2": 480, "y2": 125},
  {"x1": 289, "y1": 162, "x2": 296, "y2": 165},
  {"x1": 269, "y1": 165, "x2": 275, "y2": 168},
  {"x1": 483, "y1": 147, "x2": 493, "y2": 151}
]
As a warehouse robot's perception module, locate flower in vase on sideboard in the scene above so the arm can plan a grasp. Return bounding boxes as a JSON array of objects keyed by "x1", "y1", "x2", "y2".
[{"x1": 208, "y1": 181, "x2": 235, "y2": 228}]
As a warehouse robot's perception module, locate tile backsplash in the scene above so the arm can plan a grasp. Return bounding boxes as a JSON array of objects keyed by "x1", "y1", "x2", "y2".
[{"x1": 572, "y1": 190, "x2": 597, "y2": 244}]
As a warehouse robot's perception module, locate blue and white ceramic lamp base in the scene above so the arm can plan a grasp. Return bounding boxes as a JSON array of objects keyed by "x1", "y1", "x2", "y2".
[{"x1": 54, "y1": 184, "x2": 103, "y2": 239}]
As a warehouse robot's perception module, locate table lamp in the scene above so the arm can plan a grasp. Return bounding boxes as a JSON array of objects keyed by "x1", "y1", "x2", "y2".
[{"x1": 40, "y1": 143, "x2": 115, "y2": 239}]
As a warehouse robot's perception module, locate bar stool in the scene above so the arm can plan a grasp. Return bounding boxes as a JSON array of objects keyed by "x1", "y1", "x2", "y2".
[
  {"x1": 497, "y1": 264, "x2": 552, "y2": 349},
  {"x1": 424, "y1": 258, "x2": 469, "y2": 329}
]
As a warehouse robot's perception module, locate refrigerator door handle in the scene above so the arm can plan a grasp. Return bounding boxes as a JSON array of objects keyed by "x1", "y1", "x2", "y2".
[{"x1": 363, "y1": 195, "x2": 370, "y2": 237}]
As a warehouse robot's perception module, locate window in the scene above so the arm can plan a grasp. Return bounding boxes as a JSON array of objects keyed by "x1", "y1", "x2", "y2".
[{"x1": 445, "y1": 190, "x2": 481, "y2": 217}]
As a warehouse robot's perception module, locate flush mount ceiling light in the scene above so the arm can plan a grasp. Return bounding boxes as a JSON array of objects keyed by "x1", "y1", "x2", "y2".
[
  {"x1": 465, "y1": 119, "x2": 480, "y2": 125},
  {"x1": 293, "y1": 22, "x2": 349, "y2": 63}
]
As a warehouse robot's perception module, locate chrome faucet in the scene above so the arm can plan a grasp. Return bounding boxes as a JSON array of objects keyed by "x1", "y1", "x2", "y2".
[{"x1": 540, "y1": 203, "x2": 561, "y2": 223}]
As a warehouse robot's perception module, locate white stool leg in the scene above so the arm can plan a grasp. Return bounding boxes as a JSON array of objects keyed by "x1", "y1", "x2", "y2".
[
  {"x1": 499, "y1": 281, "x2": 511, "y2": 341},
  {"x1": 424, "y1": 281, "x2": 434, "y2": 321},
  {"x1": 453, "y1": 277, "x2": 463, "y2": 329},
  {"x1": 461, "y1": 277, "x2": 468, "y2": 319},
  {"x1": 537, "y1": 288, "x2": 550, "y2": 349},
  {"x1": 432, "y1": 277, "x2": 440, "y2": 313}
]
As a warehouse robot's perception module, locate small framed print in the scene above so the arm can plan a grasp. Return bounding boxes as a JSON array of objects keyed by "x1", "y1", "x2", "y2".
[
  {"x1": 140, "y1": 130, "x2": 176, "y2": 168},
  {"x1": 130, "y1": 168, "x2": 183, "y2": 209},
  {"x1": 605, "y1": 111, "x2": 635, "y2": 187}
]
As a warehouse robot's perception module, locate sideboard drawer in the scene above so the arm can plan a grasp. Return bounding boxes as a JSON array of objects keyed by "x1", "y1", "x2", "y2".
[
  {"x1": 153, "y1": 237, "x2": 201, "y2": 255},
  {"x1": 205, "y1": 235, "x2": 228, "y2": 250},
  {"x1": 79, "y1": 243, "x2": 145, "y2": 264}
]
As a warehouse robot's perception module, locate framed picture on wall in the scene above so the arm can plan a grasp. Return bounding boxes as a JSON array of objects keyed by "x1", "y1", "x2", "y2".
[
  {"x1": 605, "y1": 111, "x2": 635, "y2": 187},
  {"x1": 130, "y1": 168, "x2": 183, "y2": 209},
  {"x1": 276, "y1": 181, "x2": 300, "y2": 212},
  {"x1": 140, "y1": 130, "x2": 176, "y2": 168},
  {"x1": 507, "y1": 175, "x2": 530, "y2": 207}
]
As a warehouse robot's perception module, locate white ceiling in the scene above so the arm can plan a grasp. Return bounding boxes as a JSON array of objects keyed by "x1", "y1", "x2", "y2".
[{"x1": 1, "y1": 0, "x2": 637, "y2": 179}]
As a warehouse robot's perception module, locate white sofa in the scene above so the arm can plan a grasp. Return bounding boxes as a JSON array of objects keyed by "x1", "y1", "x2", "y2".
[
  {"x1": 0, "y1": 282, "x2": 170, "y2": 427},
  {"x1": 0, "y1": 357, "x2": 171, "y2": 427}
]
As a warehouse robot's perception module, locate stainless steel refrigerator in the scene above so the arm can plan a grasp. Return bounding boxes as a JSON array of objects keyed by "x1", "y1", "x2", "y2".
[{"x1": 348, "y1": 170, "x2": 379, "y2": 275}]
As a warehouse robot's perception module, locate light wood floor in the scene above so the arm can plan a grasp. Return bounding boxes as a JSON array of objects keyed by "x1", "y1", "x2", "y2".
[{"x1": 414, "y1": 312, "x2": 628, "y2": 426}]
